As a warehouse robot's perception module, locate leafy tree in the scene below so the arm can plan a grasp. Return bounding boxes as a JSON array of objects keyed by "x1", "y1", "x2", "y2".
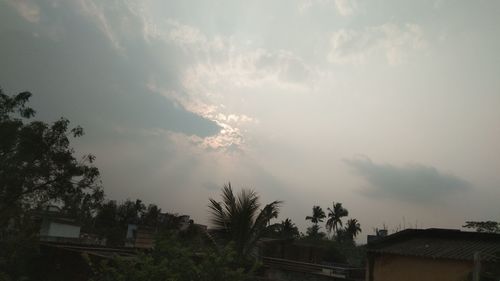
[
  {"x1": 93, "y1": 200, "x2": 123, "y2": 246},
  {"x1": 117, "y1": 199, "x2": 146, "y2": 225},
  {"x1": 264, "y1": 218, "x2": 300, "y2": 239},
  {"x1": 208, "y1": 183, "x2": 281, "y2": 262},
  {"x1": 89, "y1": 234, "x2": 246, "y2": 281},
  {"x1": 305, "y1": 224, "x2": 326, "y2": 240},
  {"x1": 326, "y1": 202, "x2": 348, "y2": 236},
  {"x1": 463, "y1": 221, "x2": 500, "y2": 233},
  {"x1": 279, "y1": 218, "x2": 300, "y2": 239},
  {"x1": 345, "y1": 218, "x2": 362, "y2": 241},
  {"x1": 0, "y1": 89, "x2": 103, "y2": 280},
  {"x1": 141, "y1": 204, "x2": 162, "y2": 228},
  {"x1": 0, "y1": 90, "x2": 103, "y2": 225}
]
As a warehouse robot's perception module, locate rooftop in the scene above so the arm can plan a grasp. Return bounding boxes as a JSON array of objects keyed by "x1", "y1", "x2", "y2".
[{"x1": 367, "y1": 228, "x2": 500, "y2": 262}]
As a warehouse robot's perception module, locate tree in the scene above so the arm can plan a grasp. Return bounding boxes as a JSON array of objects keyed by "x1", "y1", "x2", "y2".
[
  {"x1": 0, "y1": 89, "x2": 103, "y2": 225},
  {"x1": 326, "y1": 202, "x2": 348, "y2": 236},
  {"x1": 0, "y1": 89, "x2": 103, "y2": 280},
  {"x1": 305, "y1": 206, "x2": 326, "y2": 225},
  {"x1": 463, "y1": 221, "x2": 500, "y2": 233},
  {"x1": 264, "y1": 218, "x2": 300, "y2": 239},
  {"x1": 305, "y1": 224, "x2": 326, "y2": 240},
  {"x1": 141, "y1": 204, "x2": 162, "y2": 228},
  {"x1": 305, "y1": 206, "x2": 326, "y2": 240},
  {"x1": 94, "y1": 200, "x2": 123, "y2": 246},
  {"x1": 208, "y1": 183, "x2": 282, "y2": 261},
  {"x1": 90, "y1": 233, "x2": 246, "y2": 281},
  {"x1": 280, "y1": 218, "x2": 300, "y2": 239},
  {"x1": 345, "y1": 218, "x2": 362, "y2": 240}
]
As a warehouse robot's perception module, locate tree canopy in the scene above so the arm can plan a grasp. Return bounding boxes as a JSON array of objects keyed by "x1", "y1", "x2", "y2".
[
  {"x1": 463, "y1": 221, "x2": 500, "y2": 233},
  {"x1": 0, "y1": 89, "x2": 103, "y2": 225}
]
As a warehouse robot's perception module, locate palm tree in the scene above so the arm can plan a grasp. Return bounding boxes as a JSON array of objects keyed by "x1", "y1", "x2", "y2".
[
  {"x1": 208, "y1": 183, "x2": 282, "y2": 258},
  {"x1": 280, "y1": 218, "x2": 299, "y2": 239},
  {"x1": 345, "y1": 218, "x2": 362, "y2": 240},
  {"x1": 305, "y1": 206, "x2": 326, "y2": 225},
  {"x1": 326, "y1": 202, "x2": 349, "y2": 235}
]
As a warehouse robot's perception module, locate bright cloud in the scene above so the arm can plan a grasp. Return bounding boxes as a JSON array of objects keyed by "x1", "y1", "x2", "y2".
[
  {"x1": 328, "y1": 23, "x2": 427, "y2": 65},
  {"x1": 334, "y1": 0, "x2": 358, "y2": 16},
  {"x1": 7, "y1": 0, "x2": 40, "y2": 23}
]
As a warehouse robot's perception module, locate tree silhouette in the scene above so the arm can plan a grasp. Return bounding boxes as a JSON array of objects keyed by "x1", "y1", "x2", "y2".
[
  {"x1": 265, "y1": 218, "x2": 300, "y2": 239},
  {"x1": 463, "y1": 221, "x2": 499, "y2": 233},
  {"x1": 305, "y1": 205, "x2": 326, "y2": 225},
  {"x1": 345, "y1": 218, "x2": 362, "y2": 240},
  {"x1": 208, "y1": 183, "x2": 281, "y2": 259},
  {"x1": 0, "y1": 89, "x2": 102, "y2": 225},
  {"x1": 326, "y1": 202, "x2": 349, "y2": 236}
]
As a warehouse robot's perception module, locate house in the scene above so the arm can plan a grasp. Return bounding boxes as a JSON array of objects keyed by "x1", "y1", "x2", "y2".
[
  {"x1": 366, "y1": 228, "x2": 500, "y2": 281},
  {"x1": 35, "y1": 206, "x2": 82, "y2": 243}
]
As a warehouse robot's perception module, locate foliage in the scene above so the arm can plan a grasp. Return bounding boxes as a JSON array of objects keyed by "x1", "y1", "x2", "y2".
[
  {"x1": 304, "y1": 206, "x2": 328, "y2": 240},
  {"x1": 305, "y1": 206, "x2": 326, "y2": 225},
  {"x1": 326, "y1": 202, "x2": 348, "y2": 236},
  {"x1": 0, "y1": 89, "x2": 102, "y2": 281},
  {"x1": 0, "y1": 216, "x2": 41, "y2": 281},
  {"x1": 0, "y1": 90, "x2": 103, "y2": 225},
  {"x1": 90, "y1": 234, "x2": 246, "y2": 281},
  {"x1": 208, "y1": 183, "x2": 281, "y2": 262},
  {"x1": 93, "y1": 199, "x2": 186, "y2": 246},
  {"x1": 264, "y1": 218, "x2": 300, "y2": 239},
  {"x1": 345, "y1": 218, "x2": 362, "y2": 240},
  {"x1": 305, "y1": 224, "x2": 326, "y2": 240},
  {"x1": 463, "y1": 221, "x2": 500, "y2": 233}
]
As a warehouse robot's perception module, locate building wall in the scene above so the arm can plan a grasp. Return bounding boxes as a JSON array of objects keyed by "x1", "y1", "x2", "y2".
[
  {"x1": 47, "y1": 222, "x2": 81, "y2": 238},
  {"x1": 370, "y1": 254, "x2": 473, "y2": 281}
]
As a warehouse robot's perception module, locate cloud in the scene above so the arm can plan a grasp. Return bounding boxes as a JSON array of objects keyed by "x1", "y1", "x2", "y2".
[
  {"x1": 146, "y1": 20, "x2": 316, "y2": 151},
  {"x1": 0, "y1": 0, "x2": 219, "y2": 138},
  {"x1": 328, "y1": 23, "x2": 427, "y2": 65},
  {"x1": 344, "y1": 157, "x2": 470, "y2": 203},
  {"x1": 7, "y1": 0, "x2": 40, "y2": 23},
  {"x1": 334, "y1": 0, "x2": 358, "y2": 16}
]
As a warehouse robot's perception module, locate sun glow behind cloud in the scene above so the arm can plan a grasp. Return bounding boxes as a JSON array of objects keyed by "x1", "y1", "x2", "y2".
[{"x1": 2, "y1": 0, "x2": 500, "y2": 233}]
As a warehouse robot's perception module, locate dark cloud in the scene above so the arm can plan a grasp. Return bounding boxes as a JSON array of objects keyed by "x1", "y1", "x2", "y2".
[
  {"x1": 344, "y1": 157, "x2": 470, "y2": 203},
  {"x1": 0, "y1": 1, "x2": 219, "y2": 138}
]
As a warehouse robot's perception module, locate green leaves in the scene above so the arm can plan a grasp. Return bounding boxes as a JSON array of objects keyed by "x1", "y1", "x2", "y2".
[
  {"x1": 0, "y1": 89, "x2": 103, "y2": 226},
  {"x1": 208, "y1": 183, "x2": 282, "y2": 261},
  {"x1": 90, "y1": 234, "x2": 246, "y2": 281}
]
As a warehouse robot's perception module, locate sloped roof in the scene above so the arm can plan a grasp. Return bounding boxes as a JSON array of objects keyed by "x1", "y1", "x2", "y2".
[{"x1": 367, "y1": 228, "x2": 500, "y2": 262}]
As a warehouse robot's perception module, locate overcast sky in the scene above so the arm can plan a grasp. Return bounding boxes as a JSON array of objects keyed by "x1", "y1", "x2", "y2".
[{"x1": 1, "y1": 0, "x2": 499, "y2": 238}]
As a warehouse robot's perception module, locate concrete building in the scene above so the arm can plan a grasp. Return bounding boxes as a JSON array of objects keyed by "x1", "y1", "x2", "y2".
[
  {"x1": 366, "y1": 228, "x2": 500, "y2": 281},
  {"x1": 39, "y1": 217, "x2": 81, "y2": 239},
  {"x1": 35, "y1": 206, "x2": 82, "y2": 242}
]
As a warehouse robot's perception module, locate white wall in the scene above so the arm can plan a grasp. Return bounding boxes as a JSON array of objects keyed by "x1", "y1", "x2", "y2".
[{"x1": 47, "y1": 222, "x2": 81, "y2": 238}]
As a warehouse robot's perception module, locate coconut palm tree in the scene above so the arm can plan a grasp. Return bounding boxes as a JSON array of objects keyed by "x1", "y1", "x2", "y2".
[
  {"x1": 305, "y1": 206, "x2": 326, "y2": 225},
  {"x1": 345, "y1": 218, "x2": 362, "y2": 240},
  {"x1": 326, "y1": 202, "x2": 349, "y2": 235},
  {"x1": 208, "y1": 183, "x2": 282, "y2": 258}
]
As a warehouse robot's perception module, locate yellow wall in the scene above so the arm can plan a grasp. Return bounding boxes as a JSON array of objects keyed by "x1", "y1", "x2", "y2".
[{"x1": 371, "y1": 254, "x2": 473, "y2": 281}]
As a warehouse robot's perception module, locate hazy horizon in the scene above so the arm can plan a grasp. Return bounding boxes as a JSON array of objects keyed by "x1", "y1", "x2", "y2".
[{"x1": 1, "y1": 0, "x2": 499, "y2": 239}]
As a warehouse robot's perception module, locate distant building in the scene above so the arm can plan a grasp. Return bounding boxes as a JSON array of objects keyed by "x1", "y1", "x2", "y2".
[
  {"x1": 178, "y1": 215, "x2": 192, "y2": 231},
  {"x1": 366, "y1": 228, "x2": 500, "y2": 281},
  {"x1": 34, "y1": 206, "x2": 81, "y2": 243},
  {"x1": 124, "y1": 214, "x2": 203, "y2": 249},
  {"x1": 367, "y1": 229, "x2": 388, "y2": 244}
]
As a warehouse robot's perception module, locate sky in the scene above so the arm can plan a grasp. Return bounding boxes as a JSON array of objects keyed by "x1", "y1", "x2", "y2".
[{"x1": 1, "y1": 0, "x2": 499, "y2": 239}]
